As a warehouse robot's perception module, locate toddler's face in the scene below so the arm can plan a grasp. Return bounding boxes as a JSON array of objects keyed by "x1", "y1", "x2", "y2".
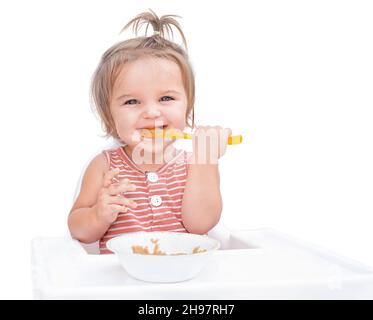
[{"x1": 110, "y1": 57, "x2": 188, "y2": 158}]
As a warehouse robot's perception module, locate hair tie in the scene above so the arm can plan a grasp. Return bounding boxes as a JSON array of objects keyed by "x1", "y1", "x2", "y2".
[{"x1": 153, "y1": 31, "x2": 160, "y2": 36}]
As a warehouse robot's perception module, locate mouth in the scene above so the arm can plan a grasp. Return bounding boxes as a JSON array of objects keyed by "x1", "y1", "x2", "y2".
[
  {"x1": 137, "y1": 125, "x2": 169, "y2": 139},
  {"x1": 140, "y1": 125, "x2": 168, "y2": 131}
]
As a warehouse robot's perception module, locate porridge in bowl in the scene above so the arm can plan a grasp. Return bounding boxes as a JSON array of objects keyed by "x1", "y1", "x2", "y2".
[{"x1": 106, "y1": 231, "x2": 220, "y2": 282}]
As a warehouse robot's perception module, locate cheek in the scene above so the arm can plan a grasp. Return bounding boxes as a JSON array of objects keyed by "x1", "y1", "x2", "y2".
[
  {"x1": 169, "y1": 105, "x2": 188, "y2": 127},
  {"x1": 112, "y1": 111, "x2": 134, "y2": 135},
  {"x1": 175, "y1": 117, "x2": 187, "y2": 129}
]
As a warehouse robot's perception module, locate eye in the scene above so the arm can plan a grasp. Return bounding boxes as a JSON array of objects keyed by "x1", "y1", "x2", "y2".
[
  {"x1": 160, "y1": 96, "x2": 174, "y2": 102},
  {"x1": 124, "y1": 99, "x2": 138, "y2": 105}
]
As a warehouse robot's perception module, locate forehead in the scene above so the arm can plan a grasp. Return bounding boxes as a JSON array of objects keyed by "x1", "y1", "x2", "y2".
[{"x1": 113, "y1": 57, "x2": 184, "y2": 92}]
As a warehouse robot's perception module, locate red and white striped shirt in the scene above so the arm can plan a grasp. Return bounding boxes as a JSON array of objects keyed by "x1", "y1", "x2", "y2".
[{"x1": 100, "y1": 146, "x2": 191, "y2": 254}]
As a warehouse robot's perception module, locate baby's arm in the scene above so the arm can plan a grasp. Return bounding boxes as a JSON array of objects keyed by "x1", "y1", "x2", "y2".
[
  {"x1": 181, "y1": 163, "x2": 222, "y2": 234},
  {"x1": 181, "y1": 126, "x2": 231, "y2": 234},
  {"x1": 68, "y1": 154, "x2": 136, "y2": 243},
  {"x1": 68, "y1": 154, "x2": 110, "y2": 243}
]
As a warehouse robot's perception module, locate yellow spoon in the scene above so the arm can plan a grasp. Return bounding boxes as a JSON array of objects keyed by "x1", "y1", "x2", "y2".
[{"x1": 141, "y1": 128, "x2": 243, "y2": 145}]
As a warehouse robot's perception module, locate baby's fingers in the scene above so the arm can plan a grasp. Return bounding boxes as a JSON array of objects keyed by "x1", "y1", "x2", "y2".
[
  {"x1": 108, "y1": 204, "x2": 124, "y2": 213},
  {"x1": 223, "y1": 127, "x2": 232, "y2": 139},
  {"x1": 109, "y1": 195, "x2": 138, "y2": 210},
  {"x1": 107, "y1": 179, "x2": 136, "y2": 195},
  {"x1": 103, "y1": 168, "x2": 120, "y2": 188}
]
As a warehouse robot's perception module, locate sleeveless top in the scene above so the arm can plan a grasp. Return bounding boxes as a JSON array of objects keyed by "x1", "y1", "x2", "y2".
[{"x1": 99, "y1": 146, "x2": 191, "y2": 254}]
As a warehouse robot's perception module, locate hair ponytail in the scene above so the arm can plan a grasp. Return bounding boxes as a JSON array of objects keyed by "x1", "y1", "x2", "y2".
[{"x1": 120, "y1": 9, "x2": 188, "y2": 50}]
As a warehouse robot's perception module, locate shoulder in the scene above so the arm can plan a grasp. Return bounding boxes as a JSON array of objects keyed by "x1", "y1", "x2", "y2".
[
  {"x1": 83, "y1": 152, "x2": 110, "y2": 181},
  {"x1": 70, "y1": 152, "x2": 109, "y2": 211}
]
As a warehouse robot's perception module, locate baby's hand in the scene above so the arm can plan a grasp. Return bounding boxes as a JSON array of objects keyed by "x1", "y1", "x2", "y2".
[
  {"x1": 192, "y1": 126, "x2": 232, "y2": 164},
  {"x1": 95, "y1": 168, "x2": 137, "y2": 225}
]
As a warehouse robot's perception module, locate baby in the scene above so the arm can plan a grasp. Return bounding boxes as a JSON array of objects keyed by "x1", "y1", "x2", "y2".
[{"x1": 68, "y1": 10, "x2": 232, "y2": 254}]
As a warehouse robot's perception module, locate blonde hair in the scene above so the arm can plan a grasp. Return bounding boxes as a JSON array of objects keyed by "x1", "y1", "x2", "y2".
[{"x1": 91, "y1": 9, "x2": 195, "y2": 140}]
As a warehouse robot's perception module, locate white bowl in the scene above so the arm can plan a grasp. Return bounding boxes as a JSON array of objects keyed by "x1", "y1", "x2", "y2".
[{"x1": 106, "y1": 231, "x2": 220, "y2": 283}]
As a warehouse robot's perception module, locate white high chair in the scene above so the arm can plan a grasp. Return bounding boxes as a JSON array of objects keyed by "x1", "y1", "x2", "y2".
[
  {"x1": 32, "y1": 141, "x2": 373, "y2": 299},
  {"x1": 32, "y1": 146, "x2": 373, "y2": 299},
  {"x1": 70, "y1": 140, "x2": 231, "y2": 254}
]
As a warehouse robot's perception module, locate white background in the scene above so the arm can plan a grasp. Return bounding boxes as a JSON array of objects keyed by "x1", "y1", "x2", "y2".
[{"x1": 0, "y1": 0, "x2": 372, "y2": 299}]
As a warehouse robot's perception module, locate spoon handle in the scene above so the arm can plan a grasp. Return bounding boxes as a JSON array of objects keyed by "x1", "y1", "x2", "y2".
[{"x1": 142, "y1": 129, "x2": 243, "y2": 145}]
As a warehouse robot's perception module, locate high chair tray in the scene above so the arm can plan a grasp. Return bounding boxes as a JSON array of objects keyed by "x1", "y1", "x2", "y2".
[{"x1": 31, "y1": 228, "x2": 373, "y2": 299}]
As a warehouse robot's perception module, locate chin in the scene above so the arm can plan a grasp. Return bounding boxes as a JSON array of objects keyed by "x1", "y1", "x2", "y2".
[{"x1": 144, "y1": 139, "x2": 167, "y2": 152}]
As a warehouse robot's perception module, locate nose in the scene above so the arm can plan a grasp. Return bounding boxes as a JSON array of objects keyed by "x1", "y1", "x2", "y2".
[{"x1": 141, "y1": 103, "x2": 161, "y2": 119}]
